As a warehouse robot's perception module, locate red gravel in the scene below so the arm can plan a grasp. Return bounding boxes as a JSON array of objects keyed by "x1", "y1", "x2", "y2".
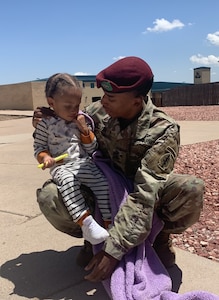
[
  {"x1": 161, "y1": 105, "x2": 219, "y2": 121},
  {"x1": 161, "y1": 106, "x2": 219, "y2": 263}
]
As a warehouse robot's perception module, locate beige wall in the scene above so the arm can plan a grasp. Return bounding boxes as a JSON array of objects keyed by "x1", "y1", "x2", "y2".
[
  {"x1": 79, "y1": 81, "x2": 103, "y2": 110},
  {"x1": 0, "y1": 79, "x2": 151, "y2": 111},
  {"x1": 0, "y1": 82, "x2": 33, "y2": 110},
  {"x1": 31, "y1": 81, "x2": 47, "y2": 109},
  {"x1": 0, "y1": 80, "x2": 103, "y2": 111}
]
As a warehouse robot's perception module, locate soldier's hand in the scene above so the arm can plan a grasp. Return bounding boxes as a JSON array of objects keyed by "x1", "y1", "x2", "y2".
[
  {"x1": 32, "y1": 106, "x2": 55, "y2": 128},
  {"x1": 84, "y1": 250, "x2": 118, "y2": 282}
]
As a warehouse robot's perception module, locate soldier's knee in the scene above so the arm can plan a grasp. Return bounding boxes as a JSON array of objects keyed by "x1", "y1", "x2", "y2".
[
  {"x1": 181, "y1": 177, "x2": 204, "y2": 214},
  {"x1": 190, "y1": 176, "x2": 204, "y2": 204},
  {"x1": 36, "y1": 180, "x2": 59, "y2": 213}
]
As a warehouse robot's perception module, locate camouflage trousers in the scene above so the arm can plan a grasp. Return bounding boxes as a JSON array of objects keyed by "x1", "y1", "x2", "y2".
[{"x1": 36, "y1": 173, "x2": 204, "y2": 238}]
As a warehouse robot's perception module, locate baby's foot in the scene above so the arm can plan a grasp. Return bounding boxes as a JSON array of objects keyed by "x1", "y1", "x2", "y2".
[{"x1": 82, "y1": 215, "x2": 109, "y2": 245}]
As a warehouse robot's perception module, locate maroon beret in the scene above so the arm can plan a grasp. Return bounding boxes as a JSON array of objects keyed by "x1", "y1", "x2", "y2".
[{"x1": 96, "y1": 56, "x2": 153, "y2": 93}]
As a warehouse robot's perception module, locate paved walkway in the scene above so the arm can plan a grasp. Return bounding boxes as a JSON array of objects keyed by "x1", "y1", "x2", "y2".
[{"x1": 0, "y1": 111, "x2": 218, "y2": 299}]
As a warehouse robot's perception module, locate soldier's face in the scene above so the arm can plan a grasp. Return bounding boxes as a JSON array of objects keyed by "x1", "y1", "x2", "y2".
[{"x1": 101, "y1": 91, "x2": 142, "y2": 119}]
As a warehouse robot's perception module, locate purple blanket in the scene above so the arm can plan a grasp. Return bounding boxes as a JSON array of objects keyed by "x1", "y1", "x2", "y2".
[{"x1": 93, "y1": 151, "x2": 219, "y2": 300}]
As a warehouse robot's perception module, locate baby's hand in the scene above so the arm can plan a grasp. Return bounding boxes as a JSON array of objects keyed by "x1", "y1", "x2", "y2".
[
  {"x1": 74, "y1": 115, "x2": 89, "y2": 135},
  {"x1": 42, "y1": 156, "x2": 56, "y2": 170}
]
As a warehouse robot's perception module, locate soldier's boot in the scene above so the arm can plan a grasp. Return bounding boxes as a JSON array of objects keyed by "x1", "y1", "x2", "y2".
[
  {"x1": 153, "y1": 231, "x2": 176, "y2": 268},
  {"x1": 76, "y1": 240, "x2": 93, "y2": 267}
]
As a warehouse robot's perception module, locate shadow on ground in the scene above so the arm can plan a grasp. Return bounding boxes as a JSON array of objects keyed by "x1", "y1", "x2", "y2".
[
  {"x1": 1, "y1": 245, "x2": 183, "y2": 299},
  {"x1": 167, "y1": 264, "x2": 183, "y2": 293},
  {"x1": 0, "y1": 246, "x2": 108, "y2": 300}
]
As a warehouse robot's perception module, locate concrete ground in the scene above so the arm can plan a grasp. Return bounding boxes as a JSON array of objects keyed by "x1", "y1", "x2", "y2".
[{"x1": 0, "y1": 110, "x2": 218, "y2": 300}]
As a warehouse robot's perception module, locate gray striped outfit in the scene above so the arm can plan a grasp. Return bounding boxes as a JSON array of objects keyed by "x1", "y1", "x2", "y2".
[{"x1": 33, "y1": 116, "x2": 111, "y2": 222}]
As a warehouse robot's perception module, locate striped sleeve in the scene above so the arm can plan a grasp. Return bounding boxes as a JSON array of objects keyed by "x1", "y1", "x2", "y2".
[
  {"x1": 33, "y1": 119, "x2": 49, "y2": 158},
  {"x1": 81, "y1": 135, "x2": 98, "y2": 155}
]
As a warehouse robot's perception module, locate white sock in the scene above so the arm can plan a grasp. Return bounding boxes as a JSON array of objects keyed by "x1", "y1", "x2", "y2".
[{"x1": 82, "y1": 215, "x2": 109, "y2": 245}]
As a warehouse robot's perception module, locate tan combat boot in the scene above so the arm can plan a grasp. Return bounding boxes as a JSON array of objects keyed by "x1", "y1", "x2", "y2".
[
  {"x1": 76, "y1": 240, "x2": 93, "y2": 267},
  {"x1": 153, "y1": 231, "x2": 176, "y2": 268}
]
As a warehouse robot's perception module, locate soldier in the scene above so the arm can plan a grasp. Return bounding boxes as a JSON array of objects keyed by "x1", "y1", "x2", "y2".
[{"x1": 33, "y1": 56, "x2": 204, "y2": 282}]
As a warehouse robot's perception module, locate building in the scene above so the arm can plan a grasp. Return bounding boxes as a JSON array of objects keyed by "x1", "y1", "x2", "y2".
[
  {"x1": 0, "y1": 76, "x2": 103, "y2": 110},
  {"x1": 0, "y1": 76, "x2": 191, "y2": 110},
  {"x1": 0, "y1": 68, "x2": 218, "y2": 110},
  {"x1": 194, "y1": 67, "x2": 211, "y2": 84}
]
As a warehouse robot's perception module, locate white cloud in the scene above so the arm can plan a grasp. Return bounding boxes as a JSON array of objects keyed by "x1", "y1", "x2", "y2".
[
  {"x1": 144, "y1": 18, "x2": 184, "y2": 33},
  {"x1": 113, "y1": 56, "x2": 126, "y2": 61},
  {"x1": 207, "y1": 31, "x2": 219, "y2": 46},
  {"x1": 74, "y1": 72, "x2": 90, "y2": 75},
  {"x1": 190, "y1": 54, "x2": 219, "y2": 65}
]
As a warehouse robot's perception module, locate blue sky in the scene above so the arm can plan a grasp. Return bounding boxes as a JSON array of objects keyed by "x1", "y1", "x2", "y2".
[{"x1": 0, "y1": 0, "x2": 219, "y2": 85}]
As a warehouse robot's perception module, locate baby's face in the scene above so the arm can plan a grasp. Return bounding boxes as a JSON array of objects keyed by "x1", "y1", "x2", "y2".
[{"x1": 49, "y1": 87, "x2": 82, "y2": 122}]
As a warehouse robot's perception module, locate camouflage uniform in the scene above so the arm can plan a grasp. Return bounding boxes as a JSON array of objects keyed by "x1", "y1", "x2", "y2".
[{"x1": 37, "y1": 97, "x2": 204, "y2": 261}]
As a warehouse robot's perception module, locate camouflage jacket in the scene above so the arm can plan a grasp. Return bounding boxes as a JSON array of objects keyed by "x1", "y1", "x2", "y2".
[{"x1": 85, "y1": 97, "x2": 180, "y2": 260}]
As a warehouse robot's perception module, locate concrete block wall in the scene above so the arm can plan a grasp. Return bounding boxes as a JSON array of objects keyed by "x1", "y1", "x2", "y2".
[
  {"x1": 0, "y1": 80, "x2": 103, "y2": 111},
  {"x1": 32, "y1": 81, "x2": 47, "y2": 109},
  {"x1": 0, "y1": 82, "x2": 33, "y2": 110}
]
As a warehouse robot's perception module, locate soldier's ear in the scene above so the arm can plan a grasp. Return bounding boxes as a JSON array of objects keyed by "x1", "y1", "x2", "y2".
[{"x1": 133, "y1": 96, "x2": 143, "y2": 107}]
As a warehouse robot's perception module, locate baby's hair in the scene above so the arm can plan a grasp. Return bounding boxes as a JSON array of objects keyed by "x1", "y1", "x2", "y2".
[{"x1": 45, "y1": 73, "x2": 81, "y2": 98}]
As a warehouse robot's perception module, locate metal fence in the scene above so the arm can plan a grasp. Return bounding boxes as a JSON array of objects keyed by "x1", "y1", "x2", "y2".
[{"x1": 152, "y1": 82, "x2": 219, "y2": 107}]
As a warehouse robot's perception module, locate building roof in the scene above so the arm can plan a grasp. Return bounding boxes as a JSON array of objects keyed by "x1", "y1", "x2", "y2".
[
  {"x1": 34, "y1": 75, "x2": 97, "y2": 83},
  {"x1": 34, "y1": 77, "x2": 192, "y2": 92},
  {"x1": 194, "y1": 67, "x2": 211, "y2": 70},
  {"x1": 151, "y1": 81, "x2": 192, "y2": 92}
]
